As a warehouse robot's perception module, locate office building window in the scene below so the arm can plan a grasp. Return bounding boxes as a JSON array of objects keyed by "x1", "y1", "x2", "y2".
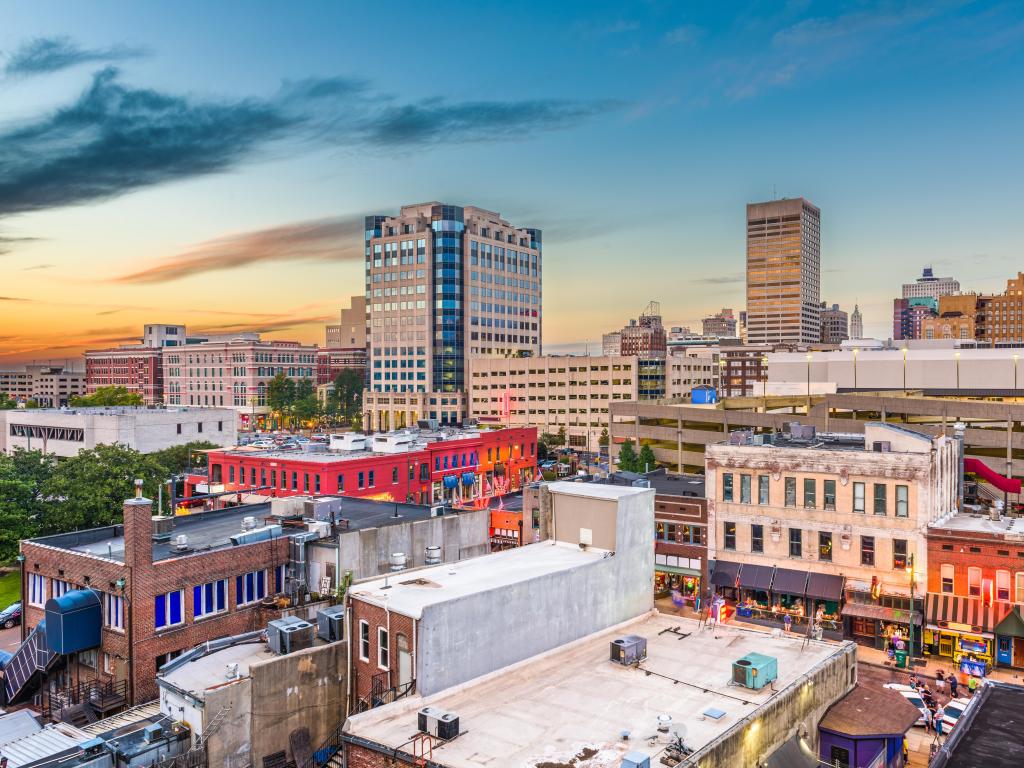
[
  {"x1": 861, "y1": 536, "x2": 875, "y2": 567},
  {"x1": 893, "y1": 539, "x2": 908, "y2": 570},
  {"x1": 723, "y1": 522, "x2": 736, "y2": 551},
  {"x1": 194, "y1": 580, "x2": 227, "y2": 619},
  {"x1": 789, "y1": 528, "x2": 802, "y2": 558},
  {"x1": 758, "y1": 475, "x2": 769, "y2": 505},
  {"x1": 785, "y1": 477, "x2": 796, "y2": 507},
  {"x1": 104, "y1": 593, "x2": 124, "y2": 630},
  {"x1": 824, "y1": 480, "x2": 836, "y2": 511},
  {"x1": 722, "y1": 473, "x2": 733, "y2": 502},
  {"x1": 874, "y1": 484, "x2": 887, "y2": 515},
  {"x1": 819, "y1": 532, "x2": 832, "y2": 561},
  {"x1": 997, "y1": 570, "x2": 1010, "y2": 602},
  {"x1": 853, "y1": 482, "x2": 865, "y2": 513},
  {"x1": 52, "y1": 579, "x2": 71, "y2": 599},
  {"x1": 751, "y1": 524, "x2": 764, "y2": 553},
  {"x1": 154, "y1": 590, "x2": 184, "y2": 630},
  {"x1": 896, "y1": 485, "x2": 909, "y2": 517},
  {"x1": 1016, "y1": 573, "x2": 1024, "y2": 603},
  {"x1": 803, "y1": 478, "x2": 816, "y2": 508},
  {"x1": 28, "y1": 574, "x2": 46, "y2": 607},
  {"x1": 236, "y1": 570, "x2": 266, "y2": 606}
]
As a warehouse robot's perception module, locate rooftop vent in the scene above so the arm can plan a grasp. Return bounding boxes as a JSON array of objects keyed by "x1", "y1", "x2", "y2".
[
  {"x1": 872, "y1": 441, "x2": 891, "y2": 453},
  {"x1": 621, "y1": 751, "x2": 650, "y2": 768},
  {"x1": 731, "y1": 653, "x2": 778, "y2": 690},
  {"x1": 610, "y1": 635, "x2": 647, "y2": 666},
  {"x1": 425, "y1": 545, "x2": 442, "y2": 565},
  {"x1": 143, "y1": 723, "x2": 164, "y2": 743},
  {"x1": 389, "y1": 552, "x2": 407, "y2": 572},
  {"x1": 418, "y1": 707, "x2": 459, "y2": 740},
  {"x1": 151, "y1": 516, "x2": 175, "y2": 542},
  {"x1": 225, "y1": 662, "x2": 239, "y2": 680},
  {"x1": 241, "y1": 516, "x2": 258, "y2": 531},
  {"x1": 170, "y1": 534, "x2": 191, "y2": 553}
]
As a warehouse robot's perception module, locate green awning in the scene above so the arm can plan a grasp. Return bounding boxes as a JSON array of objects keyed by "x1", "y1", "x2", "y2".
[
  {"x1": 995, "y1": 607, "x2": 1024, "y2": 638},
  {"x1": 656, "y1": 564, "x2": 701, "y2": 577}
]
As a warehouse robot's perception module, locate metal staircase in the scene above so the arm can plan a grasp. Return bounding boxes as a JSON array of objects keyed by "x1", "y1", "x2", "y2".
[{"x1": 4, "y1": 620, "x2": 57, "y2": 703}]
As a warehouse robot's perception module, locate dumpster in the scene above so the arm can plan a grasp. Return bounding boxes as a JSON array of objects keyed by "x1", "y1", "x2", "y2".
[{"x1": 894, "y1": 650, "x2": 908, "y2": 669}]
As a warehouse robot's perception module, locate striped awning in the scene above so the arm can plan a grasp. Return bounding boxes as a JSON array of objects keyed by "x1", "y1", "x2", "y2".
[{"x1": 925, "y1": 593, "x2": 1013, "y2": 634}]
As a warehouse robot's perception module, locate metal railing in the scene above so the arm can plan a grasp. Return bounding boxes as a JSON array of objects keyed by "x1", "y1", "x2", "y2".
[{"x1": 40, "y1": 678, "x2": 129, "y2": 721}]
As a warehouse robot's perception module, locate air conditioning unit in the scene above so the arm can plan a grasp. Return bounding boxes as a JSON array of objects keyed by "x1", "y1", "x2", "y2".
[
  {"x1": 267, "y1": 616, "x2": 314, "y2": 655},
  {"x1": 418, "y1": 707, "x2": 459, "y2": 740},
  {"x1": 731, "y1": 653, "x2": 778, "y2": 690},
  {"x1": 621, "y1": 752, "x2": 650, "y2": 768},
  {"x1": 170, "y1": 534, "x2": 191, "y2": 553},
  {"x1": 609, "y1": 635, "x2": 647, "y2": 666},
  {"x1": 151, "y1": 516, "x2": 175, "y2": 542},
  {"x1": 143, "y1": 724, "x2": 164, "y2": 743},
  {"x1": 316, "y1": 604, "x2": 345, "y2": 643},
  {"x1": 429, "y1": 505, "x2": 445, "y2": 518}
]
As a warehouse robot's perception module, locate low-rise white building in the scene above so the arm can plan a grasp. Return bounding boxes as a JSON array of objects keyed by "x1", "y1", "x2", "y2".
[{"x1": 0, "y1": 406, "x2": 238, "y2": 456}]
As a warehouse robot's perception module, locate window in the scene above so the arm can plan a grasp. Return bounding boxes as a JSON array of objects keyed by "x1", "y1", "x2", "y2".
[
  {"x1": 193, "y1": 580, "x2": 227, "y2": 619},
  {"x1": 853, "y1": 482, "x2": 865, "y2": 513},
  {"x1": 359, "y1": 620, "x2": 370, "y2": 661},
  {"x1": 291, "y1": 471, "x2": 298, "y2": 491},
  {"x1": 739, "y1": 475, "x2": 751, "y2": 504},
  {"x1": 154, "y1": 590, "x2": 184, "y2": 630},
  {"x1": 274, "y1": 564, "x2": 286, "y2": 593},
  {"x1": 996, "y1": 570, "x2": 1010, "y2": 601},
  {"x1": 819, "y1": 532, "x2": 832, "y2": 561},
  {"x1": 723, "y1": 522, "x2": 736, "y2": 551},
  {"x1": 803, "y1": 478, "x2": 816, "y2": 508},
  {"x1": 314, "y1": 475, "x2": 321, "y2": 493},
  {"x1": 873, "y1": 483, "x2": 887, "y2": 515},
  {"x1": 722, "y1": 473, "x2": 733, "y2": 502},
  {"x1": 358, "y1": 472, "x2": 365, "y2": 489},
  {"x1": 941, "y1": 564, "x2": 955, "y2": 593},
  {"x1": 337, "y1": 474, "x2": 344, "y2": 491},
  {"x1": 392, "y1": 466, "x2": 399, "y2": 484},
  {"x1": 1016, "y1": 573, "x2": 1024, "y2": 603},
  {"x1": 829, "y1": 745, "x2": 851, "y2": 768},
  {"x1": 52, "y1": 579, "x2": 71, "y2": 599},
  {"x1": 824, "y1": 480, "x2": 836, "y2": 510},
  {"x1": 896, "y1": 485, "x2": 909, "y2": 517},
  {"x1": 784, "y1": 477, "x2": 796, "y2": 507},
  {"x1": 378, "y1": 627, "x2": 390, "y2": 669},
  {"x1": 789, "y1": 528, "x2": 802, "y2": 558},
  {"x1": 758, "y1": 475, "x2": 769, "y2": 505},
  {"x1": 176, "y1": 423, "x2": 182, "y2": 434},
  {"x1": 155, "y1": 649, "x2": 183, "y2": 672},
  {"x1": 198, "y1": 422, "x2": 203, "y2": 434},
  {"x1": 28, "y1": 574, "x2": 46, "y2": 607},
  {"x1": 968, "y1": 567, "x2": 982, "y2": 597},
  {"x1": 893, "y1": 539, "x2": 908, "y2": 570},
  {"x1": 861, "y1": 536, "x2": 875, "y2": 567},
  {"x1": 104, "y1": 592, "x2": 124, "y2": 630},
  {"x1": 368, "y1": 470, "x2": 375, "y2": 487},
  {"x1": 235, "y1": 570, "x2": 267, "y2": 606},
  {"x1": 751, "y1": 524, "x2": 764, "y2": 553}
]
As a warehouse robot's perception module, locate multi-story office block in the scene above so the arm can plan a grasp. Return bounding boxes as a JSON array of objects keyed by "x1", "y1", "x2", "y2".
[
  {"x1": 746, "y1": 198, "x2": 821, "y2": 345},
  {"x1": 702, "y1": 308, "x2": 738, "y2": 338},
  {"x1": 902, "y1": 266, "x2": 960, "y2": 300},
  {"x1": 363, "y1": 203, "x2": 541, "y2": 430},
  {"x1": 0, "y1": 365, "x2": 86, "y2": 407},
  {"x1": 819, "y1": 303, "x2": 849, "y2": 345}
]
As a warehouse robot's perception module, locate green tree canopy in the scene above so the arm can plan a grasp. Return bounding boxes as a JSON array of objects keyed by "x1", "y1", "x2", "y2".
[
  {"x1": 266, "y1": 374, "x2": 296, "y2": 426},
  {"x1": 327, "y1": 369, "x2": 363, "y2": 427},
  {"x1": 617, "y1": 440, "x2": 638, "y2": 473},
  {"x1": 0, "y1": 449, "x2": 55, "y2": 561},
  {"x1": 149, "y1": 441, "x2": 219, "y2": 475},
  {"x1": 0, "y1": 394, "x2": 16, "y2": 410},
  {"x1": 638, "y1": 444, "x2": 657, "y2": 473},
  {"x1": 70, "y1": 386, "x2": 143, "y2": 407},
  {"x1": 598, "y1": 427, "x2": 609, "y2": 447}
]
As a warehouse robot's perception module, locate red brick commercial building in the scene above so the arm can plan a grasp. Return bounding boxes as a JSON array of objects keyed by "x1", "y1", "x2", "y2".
[
  {"x1": 189, "y1": 426, "x2": 537, "y2": 507},
  {"x1": 316, "y1": 347, "x2": 368, "y2": 385},
  {"x1": 85, "y1": 346, "x2": 164, "y2": 405},
  {"x1": 925, "y1": 512, "x2": 1024, "y2": 673},
  {"x1": 14, "y1": 487, "x2": 294, "y2": 709}
]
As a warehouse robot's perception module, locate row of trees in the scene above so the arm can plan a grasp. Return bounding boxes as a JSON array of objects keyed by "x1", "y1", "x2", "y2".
[
  {"x1": 616, "y1": 440, "x2": 657, "y2": 474},
  {"x1": 0, "y1": 441, "x2": 217, "y2": 563},
  {"x1": 265, "y1": 370, "x2": 362, "y2": 428},
  {"x1": 70, "y1": 386, "x2": 143, "y2": 407}
]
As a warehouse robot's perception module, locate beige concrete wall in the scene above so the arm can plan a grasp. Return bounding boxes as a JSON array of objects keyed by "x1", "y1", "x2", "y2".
[
  {"x1": 203, "y1": 677, "x2": 252, "y2": 768},
  {"x1": 249, "y1": 640, "x2": 348, "y2": 766},
  {"x1": 549, "y1": 491, "x2": 618, "y2": 550}
]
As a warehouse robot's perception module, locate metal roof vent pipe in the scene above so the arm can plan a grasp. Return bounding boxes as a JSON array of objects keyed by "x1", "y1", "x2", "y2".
[
  {"x1": 425, "y1": 545, "x2": 442, "y2": 565},
  {"x1": 390, "y1": 552, "x2": 407, "y2": 572}
]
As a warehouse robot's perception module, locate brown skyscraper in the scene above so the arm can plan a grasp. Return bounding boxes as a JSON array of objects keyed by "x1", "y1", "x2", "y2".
[{"x1": 745, "y1": 198, "x2": 821, "y2": 345}]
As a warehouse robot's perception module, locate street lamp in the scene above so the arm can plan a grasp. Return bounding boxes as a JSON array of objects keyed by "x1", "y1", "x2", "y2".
[
  {"x1": 852, "y1": 348, "x2": 859, "y2": 390},
  {"x1": 1014, "y1": 354, "x2": 1019, "y2": 391},
  {"x1": 954, "y1": 351, "x2": 961, "y2": 390},
  {"x1": 902, "y1": 347, "x2": 908, "y2": 394},
  {"x1": 906, "y1": 553, "x2": 917, "y2": 664},
  {"x1": 805, "y1": 353, "x2": 813, "y2": 411}
]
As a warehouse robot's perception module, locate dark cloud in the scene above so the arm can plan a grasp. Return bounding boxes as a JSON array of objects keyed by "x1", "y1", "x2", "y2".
[
  {"x1": 693, "y1": 273, "x2": 744, "y2": 285},
  {"x1": 111, "y1": 215, "x2": 365, "y2": 284},
  {"x1": 5, "y1": 36, "x2": 145, "y2": 76},
  {"x1": 358, "y1": 99, "x2": 619, "y2": 146},
  {"x1": 194, "y1": 314, "x2": 335, "y2": 336},
  {"x1": 0, "y1": 296, "x2": 32, "y2": 302}
]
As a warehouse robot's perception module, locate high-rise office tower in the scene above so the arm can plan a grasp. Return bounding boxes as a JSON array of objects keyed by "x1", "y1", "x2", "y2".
[
  {"x1": 850, "y1": 304, "x2": 863, "y2": 339},
  {"x1": 362, "y1": 202, "x2": 542, "y2": 430},
  {"x1": 745, "y1": 198, "x2": 821, "y2": 345}
]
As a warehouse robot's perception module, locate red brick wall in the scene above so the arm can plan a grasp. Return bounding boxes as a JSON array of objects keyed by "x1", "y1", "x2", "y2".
[
  {"x1": 926, "y1": 527, "x2": 1024, "y2": 596},
  {"x1": 345, "y1": 743, "x2": 415, "y2": 767},
  {"x1": 349, "y1": 597, "x2": 416, "y2": 704}
]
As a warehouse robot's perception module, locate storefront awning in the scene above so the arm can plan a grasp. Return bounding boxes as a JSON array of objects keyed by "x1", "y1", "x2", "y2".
[
  {"x1": 711, "y1": 560, "x2": 742, "y2": 588},
  {"x1": 806, "y1": 573, "x2": 845, "y2": 602},
  {"x1": 841, "y1": 603, "x2": 900, "y2": 622},
  {"x1": 740, "y1": 564, "x2": 775, "y2": 591},
  {"x1": 771, "y1": 568, "x2": 808, "y2": 596},
  {"x1": 994, "y1": 606, "x2": 1024, "y2": 639},
  {"x1": 656, "y1": 564, "x2": 701, "y2": 577},
  {"x1": 925, "y1": 593, "x2": 1012, "y2": 634}
]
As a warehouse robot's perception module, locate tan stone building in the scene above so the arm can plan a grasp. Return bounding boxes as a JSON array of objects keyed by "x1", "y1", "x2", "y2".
[
  {"x1": 705, "y1": 421, "x2": 958, "y2": 653},
  {"x1": 665, "y1": 348, "x2": 718, "y2": 399},
  {"x1": 467, "y1": 355, "x2": 638, "y2": 448}
]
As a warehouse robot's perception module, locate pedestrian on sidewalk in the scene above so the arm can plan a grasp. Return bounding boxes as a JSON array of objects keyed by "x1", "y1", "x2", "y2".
[
  {"x1": 935, "y1": 704, "x2": 946, "y2": 739},
  {"x1": 935, "y1": 669, "x2": 946, "y2": 695},
  {"x1": 783, "y1": 613, "x2": 792, "y2": 633},
  {"x1": 949, "y1": 673, "x2": 959, "y2": 698},
  {"x1": 967, "y1": 674, "x2": 979, "y2": 696},
  {"x1": 923, "y1": 704, "x2": 934, "y2": 734}
]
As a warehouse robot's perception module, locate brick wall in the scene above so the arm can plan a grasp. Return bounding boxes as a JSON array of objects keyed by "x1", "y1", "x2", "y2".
[
  {"x1": 346, "y1": 743, "x2": 415, "y2": 768},
  {"x1": 926, "y1": 527, "x2": 1024, "y2": 595},
  {"x1": 349, "y1": 598, "x2": 416, "y2": 705}
]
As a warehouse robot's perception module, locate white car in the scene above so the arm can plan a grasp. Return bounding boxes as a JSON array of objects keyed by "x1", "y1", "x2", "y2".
[
  {"x1": 940, "y1": 697, "x2": 972, "y2": 731},
  {"x1": 883, "y1": 684, "x2": 927, "y2": 726},
  {"x1": 250, "y1": 440, "x2": 275, "y2": 448}
]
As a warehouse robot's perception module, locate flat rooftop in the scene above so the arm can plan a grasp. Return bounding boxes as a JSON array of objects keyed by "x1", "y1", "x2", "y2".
[
  {"x1": 930, "y1": 510, "x2": 1024, "y2": 538},
  {"x1": 603, "y1": 470, "x2": 706, "y2": 498},
  {"x1": 932, "y1": 683, "x2": 1024, "y2": 768},
  {"x1": 349, "y1": 540, "x2": 607, "y2": 619},
  {"x1": 345, "y1": 612, "x2": 849, "y2": 768},
  {"x1": 28, "y1": 496, "x2": 451, "y2": 562},
  {"x1": 159, "y1": 639, "x2": 274, "y2": 694}
]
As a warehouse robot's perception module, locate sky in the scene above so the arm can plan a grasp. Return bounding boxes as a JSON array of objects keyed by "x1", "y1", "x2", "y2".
[{"x1": 1, "y1": 0, "x2": 1022, "y2": 364}]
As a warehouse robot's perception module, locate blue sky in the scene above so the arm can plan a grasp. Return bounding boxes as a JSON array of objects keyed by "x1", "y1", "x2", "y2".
[{"x1": 1, "y1": 0, "x2": 1022, "y2": 361}]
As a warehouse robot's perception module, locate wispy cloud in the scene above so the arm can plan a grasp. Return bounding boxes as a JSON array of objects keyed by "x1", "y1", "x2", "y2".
[
  {"x1": 20, "y1": 264, "x2": 53, "y2": 271},
  {"x1": 693, "y1": 273, "x2": 744, "y2": 285},
  {"x1": 5, "y1": 36, "x2": 145, "y2": 76},
  {"x1": 0, "y1": 235, "x2": 41, "y2": 255},
  {"x1": 193, "y1": 314, "x2": 335, "y2": 336},
  {"x1": 664, "y1": 25, "x2": 703, "y2": 46},
  {"x1": 0, "y1": 296, "x2": 33, "y2": 302},
  {"x1": 110, "y1": 215, "x2": 365, "y2": 284}
]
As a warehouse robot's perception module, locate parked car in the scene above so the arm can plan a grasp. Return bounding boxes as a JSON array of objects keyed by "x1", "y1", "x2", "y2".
[
  {"x1": 883, "y1": 684, "x2": 927, "y2": 726},
  {"x1": 941, "y1": 697, "x2": 972, "y2": 731},
  {"x1": 251, "y1": 440, "x2": 275, "y2": 448},
  {"x1": 0, "y1": 601, "x2": 22, "y2": 629}
]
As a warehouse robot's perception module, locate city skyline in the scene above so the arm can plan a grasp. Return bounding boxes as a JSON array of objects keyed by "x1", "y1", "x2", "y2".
[{"x1": 2, "y1": 1, "x2": 1024, "y2": 363}]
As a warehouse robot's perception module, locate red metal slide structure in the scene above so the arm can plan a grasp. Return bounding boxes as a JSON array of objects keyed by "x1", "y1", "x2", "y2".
[{"x1": 964, "y1": 457, "x2": 1022, "y2": 494}]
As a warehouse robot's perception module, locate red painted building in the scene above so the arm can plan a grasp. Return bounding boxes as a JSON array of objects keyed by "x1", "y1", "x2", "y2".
[
  {"x1": 316, "y1": 347, "x2": 368, "y2": 385},
  {"x1": 189, "y1": 426, "x2": 537, "y2": 507},
  {"x1": 85, "y1": 346, "x2": 164, "y2": 405},
  {"x1": 925, "y1": 513, "x2": 1024, "y2": 673}
]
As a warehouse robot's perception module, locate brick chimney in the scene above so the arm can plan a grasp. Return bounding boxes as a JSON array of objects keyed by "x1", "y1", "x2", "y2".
[{"x1": 123, "y1": 479, "x2": 153, "y2": 568}]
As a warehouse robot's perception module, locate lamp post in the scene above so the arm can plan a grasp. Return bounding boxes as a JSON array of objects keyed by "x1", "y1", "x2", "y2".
[
  {"x1": 852, "y1": 348, "x2": 859, "y2": 390},
  {"x1": 954, "y1": 351, "x2": 961, "y2": 390},
  {"x1": 805, "y1": 353, "x2": 812, "y2": 412},
  {"x1": 761, "y1": 354, "x2": 769, "y2": 412},
  {"x1": 902, "y1": 347, "x2": 908, "y2": 394},
  {"x1": 1014, "y1": 354, "x2": 1019, "y2": 391},
  {"x1": 906, "y1": 553, "x2": 917, "y2": 663}
]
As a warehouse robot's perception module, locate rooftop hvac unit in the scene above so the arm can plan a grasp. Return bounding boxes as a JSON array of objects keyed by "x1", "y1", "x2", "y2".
[
  {"x1": 316, "y1": 604, "x2": 345, "y2": 643},
  {"x1": 390, "y1": 552, "x2": 407, "y2": 572},
  {"x1": 143, "y1": 724, "x2": 164, "y2": 743},
  {"x1": 429, "y1": 505, "x2": 445, "y2": 518},
  {"x1": 267, "y1": 616, "x2": 314, "y2": 655},
  {"x1": 241, "y1": 516, "x2": 258, "y2": 531},
  {"x1": 170, "y1": 534, "x2": 191, "y2": 553},
  {"x1": 621, "y1": 751, "x2": 650, "y2": 768},
  {"x1": 610, "y1": 635, "x2": 647, "y2": 666},
  {"x1": 418, "y1": 707, "x2": 459, "y2": 740},
  {"x1": 872, "y1": 441, "x2": 891, "y2": 453},
  {"x1": 151, "y1": 516, "x2": 175, "y2": 542},
  {"x1": 731, "y1": 653, "x2": 778, "y2": 690}
]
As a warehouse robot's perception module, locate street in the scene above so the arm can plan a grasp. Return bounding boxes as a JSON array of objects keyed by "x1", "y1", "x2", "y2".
[{"x1": 0, "y1": 625, "x2": 22, "y2": 654}]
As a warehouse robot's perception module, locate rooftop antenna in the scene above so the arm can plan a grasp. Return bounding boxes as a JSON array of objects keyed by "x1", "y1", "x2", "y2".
[{"x1": 772, "y1": 184, "x2": 777, "y2": 200}]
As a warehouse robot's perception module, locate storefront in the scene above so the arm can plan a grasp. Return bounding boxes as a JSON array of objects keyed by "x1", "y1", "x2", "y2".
[
  {"x1": 924, "y1": 594, "x2": 1008, "y2": 675},
  {"x1": 710, "y1": 560, "x2": 742, "y2": 603},
  {"x1": 654, "y1": 557, "x2": 702, "y2": 605},
  {"x1": 842, "y1": 590, "x2": 922, "y2": 655},
  {"x1": 770, "y1": 568, "x2": 810, "y2": 618},
  {"x1": 995, "y1": 607, "x2": 1024, "y2": 669},
  {"x1": 737, "y1": 564, "x2": 774, "y2": 614},
  {"x1": 805, "y1": 573, "x2": 845, "y2": 631}
]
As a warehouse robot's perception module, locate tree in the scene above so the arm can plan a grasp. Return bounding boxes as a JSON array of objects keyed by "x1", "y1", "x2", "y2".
[
  {"x1": 293, "y1": 393, "x2": 321, "y2": 425},
  {"x1": 327, "y1": 369, "x2": 363, "y2": 427},
  {"x1": 0, "y1": 449, "x2": 54, "y2": 561},
  {"x1": 266, "y1": 374, "x2": 296, "y2": 427},
  {"x1": 70, "y1": 386, "x2": 143, "y2": 407},
  {"x1": 638, "y1": 444, "x2": 657, "y2": 473},
  {"x1": 0, "y1": 394, "x2": 15, "y2": 410},
  {"x1": 540, "y1": 427, "x2": 566, "y2": 449},
  {"x1": 598, "y1": 428, "x2": 609, "y2": 447},
  {"x1": 41, "y1": 444, "x2": 168, "y2": 533},
  {"x1": 150, "y1": 441, "x2": 219, "y2": 476},
  {"x1": 617, "y1": 440, "x2": 638, "y2": 473}
]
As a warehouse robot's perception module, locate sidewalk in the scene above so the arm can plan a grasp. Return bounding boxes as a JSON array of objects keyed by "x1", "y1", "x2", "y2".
[{"x1": 856, "y1": 643, "x2": 1024, "y2": 687}]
